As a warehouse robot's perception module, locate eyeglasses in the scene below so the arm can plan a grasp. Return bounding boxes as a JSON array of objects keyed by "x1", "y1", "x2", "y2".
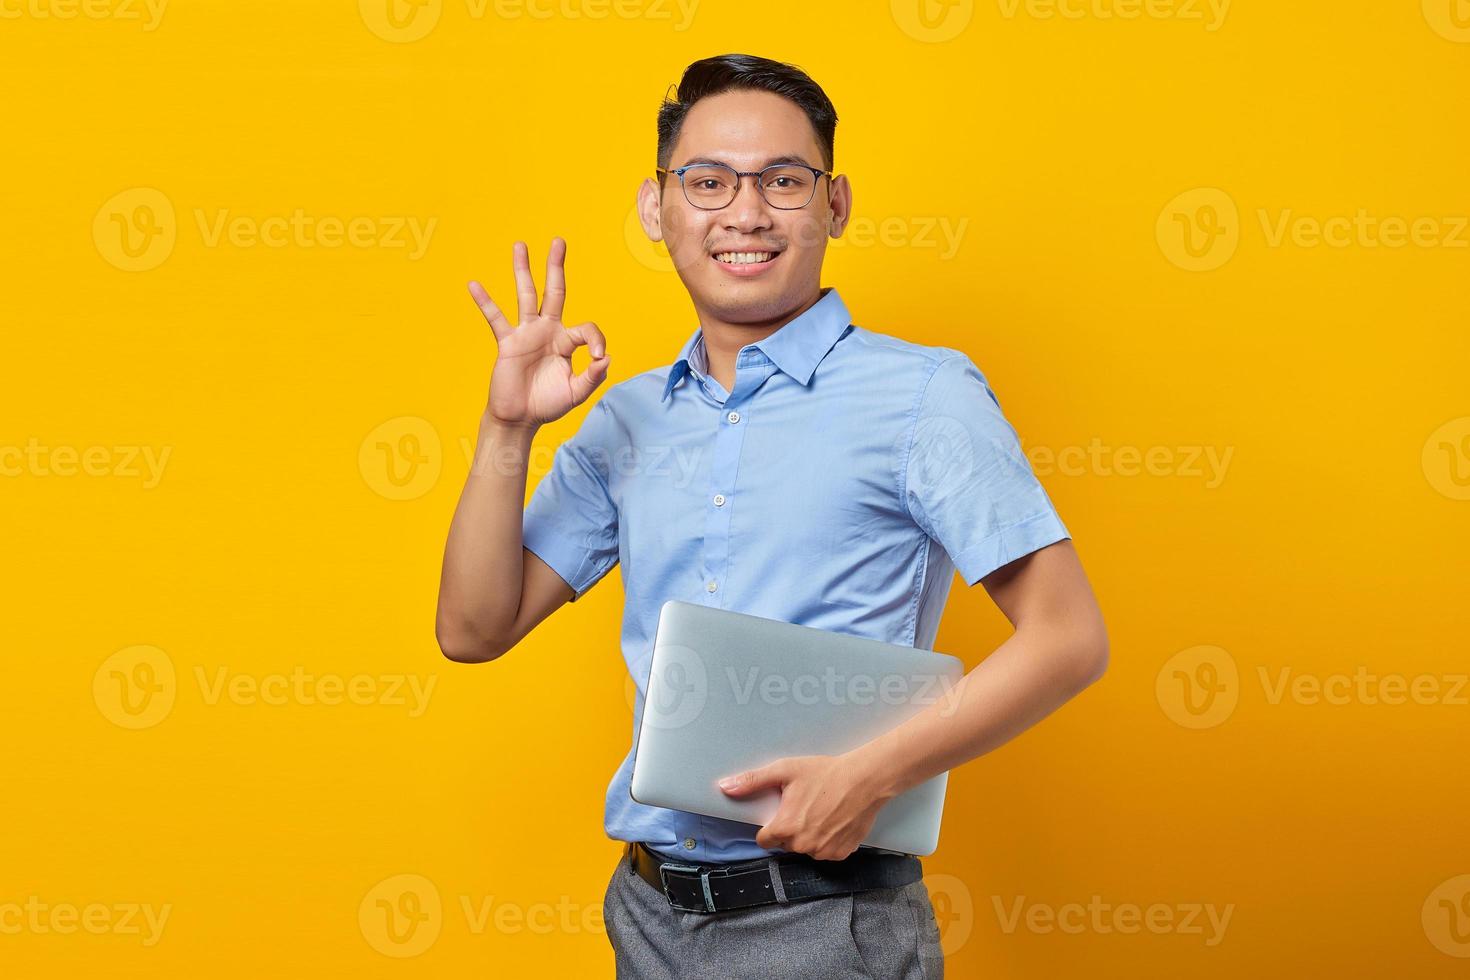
[{"x1": 656, "y1": 162, "x2": 834, "y2": 211}]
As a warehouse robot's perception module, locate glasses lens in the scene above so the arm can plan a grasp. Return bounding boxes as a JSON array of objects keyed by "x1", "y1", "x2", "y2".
[
  {"x1": 760, "y1": 166, "x2": 817, "y2": 209},
  {"x1": 681, "y1": 165, "x2": 738, "y2": 208}
]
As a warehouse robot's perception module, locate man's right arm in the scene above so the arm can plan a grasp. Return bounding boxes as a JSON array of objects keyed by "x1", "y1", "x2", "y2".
[
  {"x1": 435, "y1": 415, "x2": 574, "y2": 663},
  {"x1": 434, "y1": 237, "x2": 610, "y2": 663}
]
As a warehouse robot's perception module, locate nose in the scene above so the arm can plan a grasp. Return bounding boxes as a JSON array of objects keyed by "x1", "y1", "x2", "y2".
[{"x1": 720, "y1": 174, "x2": 773, "y2": 233}]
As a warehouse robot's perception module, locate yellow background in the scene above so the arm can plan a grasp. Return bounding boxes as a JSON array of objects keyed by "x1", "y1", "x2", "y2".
[{"x1": 3, "y1": 0, "x2": 1468, "y2": 976}]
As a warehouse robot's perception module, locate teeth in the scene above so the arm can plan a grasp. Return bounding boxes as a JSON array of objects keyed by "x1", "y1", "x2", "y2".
[{"x1": 715, "y1": 251, "x2": 776, "y2": 264}]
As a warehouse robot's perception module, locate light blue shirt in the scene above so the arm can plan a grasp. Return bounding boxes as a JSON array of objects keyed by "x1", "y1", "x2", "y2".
[{"x1": 521, "y1": 286, "x2": 1070, "y2": 863}]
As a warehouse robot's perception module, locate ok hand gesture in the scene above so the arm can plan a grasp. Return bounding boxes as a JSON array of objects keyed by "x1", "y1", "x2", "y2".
[{"x1": 469, "y1": 238, "x2": 610, "y2": 429}]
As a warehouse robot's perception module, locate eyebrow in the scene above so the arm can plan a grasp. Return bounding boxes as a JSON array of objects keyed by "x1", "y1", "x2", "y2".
[{"x1": 675, "y1": 154, "x2": 818, "y2": 170}]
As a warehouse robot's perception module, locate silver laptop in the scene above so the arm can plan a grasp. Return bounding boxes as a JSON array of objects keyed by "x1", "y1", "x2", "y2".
[{"x1": 629, "y1": 599, "x2": 965, "y2": 857}]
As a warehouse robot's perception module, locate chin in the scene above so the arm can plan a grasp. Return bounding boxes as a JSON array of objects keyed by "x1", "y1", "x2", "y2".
[{"x1": 700, "y1": 284, "x2": 795, "y2": 322}]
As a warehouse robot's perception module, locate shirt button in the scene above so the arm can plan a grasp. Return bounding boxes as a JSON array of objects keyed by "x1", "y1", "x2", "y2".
[
  {"x1": 706, "y1": 579, "x2": 718, "y2": 593},
  {"x1": 726, "y1": 410, "x2": 741, "y2": 424},
  {"x1": 682, "y1": 837, "x2": 696, "y2": 850},
  {"x1": 712, "y1": 493, "x2": 726, "y2": 507}
]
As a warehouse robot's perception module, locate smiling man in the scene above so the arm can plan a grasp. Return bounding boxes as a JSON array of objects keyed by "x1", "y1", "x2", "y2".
[{"x1": 436, "y1": 53, "x2": 1109, "y2": 979}]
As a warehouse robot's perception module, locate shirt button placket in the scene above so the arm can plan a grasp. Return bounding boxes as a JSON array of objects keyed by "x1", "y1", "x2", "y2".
[{"x1": 702, "y1": 401, "x2": 746, "y2": 606}]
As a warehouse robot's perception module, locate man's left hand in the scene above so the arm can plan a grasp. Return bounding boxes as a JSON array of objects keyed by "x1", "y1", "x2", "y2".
[{"x1": 717, "y1": 753, "x2": 893, "y2": 861}]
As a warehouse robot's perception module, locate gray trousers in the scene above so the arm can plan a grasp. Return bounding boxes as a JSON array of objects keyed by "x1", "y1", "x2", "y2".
[{"x1": 602, "y1": 843, "x2": 945, "y2": 979}]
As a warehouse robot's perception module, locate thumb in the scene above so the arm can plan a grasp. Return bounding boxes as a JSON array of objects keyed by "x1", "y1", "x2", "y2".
[
  {"x1": 569, "y1": 353, "x2": 609, "y2": 406},
  {"x1": 719, "y1": 760, "x2": 787, "y2": 796}
]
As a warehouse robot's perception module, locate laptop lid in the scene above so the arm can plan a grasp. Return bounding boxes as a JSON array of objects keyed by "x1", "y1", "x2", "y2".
[{"x1": 630, "y1": 599, "x2": 965, "y2": 857}]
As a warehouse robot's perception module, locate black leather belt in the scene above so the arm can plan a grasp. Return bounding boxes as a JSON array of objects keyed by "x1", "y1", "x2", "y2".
[{"x1": 626, "y1": 841, "x2": 923, "y2": 914}]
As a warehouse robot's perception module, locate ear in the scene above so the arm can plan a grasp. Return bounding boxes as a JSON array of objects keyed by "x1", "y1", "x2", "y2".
[
  {"x1": 827, "y1": 173, "x2": 852, "y2": 240},
  {"x1": 637, "y1": 177, "x2": 663, "y2": 243}
]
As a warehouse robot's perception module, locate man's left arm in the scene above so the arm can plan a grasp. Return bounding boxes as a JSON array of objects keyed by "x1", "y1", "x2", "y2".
[{"x1": 719, "y1": 538, "x2": 1107, "y2": 859}]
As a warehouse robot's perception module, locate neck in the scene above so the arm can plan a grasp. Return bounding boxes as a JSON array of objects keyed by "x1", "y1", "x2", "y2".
[{"x1": 695, "y1": 286, "x2": 825, "y2": 393}]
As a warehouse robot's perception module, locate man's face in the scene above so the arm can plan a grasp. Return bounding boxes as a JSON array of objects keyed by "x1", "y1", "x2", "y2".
[{"x1": 638, "y1": 89, "x2": 851, "y2": 324}]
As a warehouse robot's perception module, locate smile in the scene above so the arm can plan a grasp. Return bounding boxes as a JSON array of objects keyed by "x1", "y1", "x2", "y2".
[{"x1": 711, "y1": 249, "x2": 783, "y2": 275}]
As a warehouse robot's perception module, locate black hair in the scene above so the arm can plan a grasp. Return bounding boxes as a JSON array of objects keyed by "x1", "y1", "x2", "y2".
[{"x1": 656, "y1": 53, "x2": 838, "y2": 172}]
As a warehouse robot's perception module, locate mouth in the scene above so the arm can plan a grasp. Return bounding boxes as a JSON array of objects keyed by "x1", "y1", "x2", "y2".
[{"x1": 710, "y1": 248, "x2": 784, "y2": 277}]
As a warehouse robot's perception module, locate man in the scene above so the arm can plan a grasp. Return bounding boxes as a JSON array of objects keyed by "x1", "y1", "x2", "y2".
[{"x1": 436, "y1": 53, "x2": 1108, "y2": 979}]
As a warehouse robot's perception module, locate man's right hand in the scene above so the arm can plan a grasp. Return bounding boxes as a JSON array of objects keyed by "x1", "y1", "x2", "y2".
[{"x1": 468, "y1": 237, "x2": 610, "y2": 430}]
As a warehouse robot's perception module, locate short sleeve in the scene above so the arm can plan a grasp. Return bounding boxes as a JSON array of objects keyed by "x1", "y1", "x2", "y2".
[
  {"x1": 902, "y1": 354, "x2": 1071, "y2": 586},
  {"x1": 522, "y1": 399, "x2": 620, "y2": 602}
]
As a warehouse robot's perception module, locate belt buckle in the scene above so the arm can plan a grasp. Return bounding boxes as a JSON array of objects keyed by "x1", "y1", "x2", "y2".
[{"x1": 657, "y1": 861, "x2": 712, "y2": 913}]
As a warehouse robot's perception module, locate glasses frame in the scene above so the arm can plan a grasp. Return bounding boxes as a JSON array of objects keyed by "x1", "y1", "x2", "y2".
[{"x1": 655, "y1": 162, "x2": 835, "y2": 211}]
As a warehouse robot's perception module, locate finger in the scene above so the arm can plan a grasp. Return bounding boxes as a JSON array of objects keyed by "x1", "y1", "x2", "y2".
[
  {"x1": 466, "y1": 281, "x2": 514, "y2": 342},
  {"x1": 540, "y1": 237, "x2": 567, "y2": 321},
  {"x1": 567, "y1": 348, "x2": 610, "y2": 407},
  {"x1": 563, "y1": 322, "x2": 607, "y2": 361},
  {"x1": 719, "y1": 760, "x2": 785, "y2": 795},
  {"x1": 511, "y1": 240, "x2": 538, "y2": 324}
]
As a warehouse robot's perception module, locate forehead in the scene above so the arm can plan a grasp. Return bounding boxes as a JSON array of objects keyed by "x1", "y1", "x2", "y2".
[{"x1": 669, "y1": 89, "x2": 823, "y2": 168}]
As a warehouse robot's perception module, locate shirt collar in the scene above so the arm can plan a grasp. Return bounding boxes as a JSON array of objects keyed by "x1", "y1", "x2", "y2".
[{"x1": 661, "y1": 287, "x2": 852, "y2": 403}]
